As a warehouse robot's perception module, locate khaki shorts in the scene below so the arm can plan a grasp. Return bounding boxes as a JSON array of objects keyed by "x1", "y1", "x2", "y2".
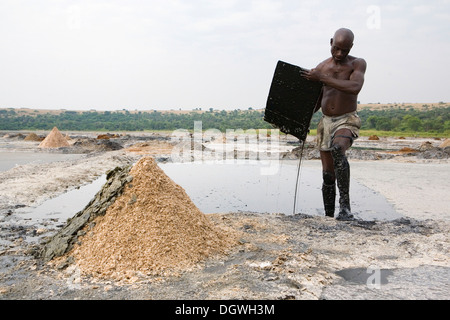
[{"x1": 317, "y1": 111, "x2": 361, "y2": 151}]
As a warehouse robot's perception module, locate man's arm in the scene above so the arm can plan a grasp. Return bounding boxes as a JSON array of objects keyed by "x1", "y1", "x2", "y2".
[{"x1": 302, "y1": 58, "x2": 367, "y2": 95}]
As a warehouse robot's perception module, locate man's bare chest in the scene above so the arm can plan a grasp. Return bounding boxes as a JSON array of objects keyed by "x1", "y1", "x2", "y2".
[{"x1": 322, "y1": 63, "x2": 354, "y2": 80}]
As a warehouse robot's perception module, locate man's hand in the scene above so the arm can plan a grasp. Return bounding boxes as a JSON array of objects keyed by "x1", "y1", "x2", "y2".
[{"x1": 301, "y1": 68, "x2": 323, "y2": 82}]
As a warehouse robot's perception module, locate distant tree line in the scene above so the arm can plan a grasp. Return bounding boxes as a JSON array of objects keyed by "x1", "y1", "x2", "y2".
[
  {"x1": 0, "y1": 109, "x2": 271, "y2": 132},
  {"x1": 0, "y1": 106, "x2": 449, "y2": 134},
  {"x1": 355, "y1": 106, "x2": 450, "y2": 133}
]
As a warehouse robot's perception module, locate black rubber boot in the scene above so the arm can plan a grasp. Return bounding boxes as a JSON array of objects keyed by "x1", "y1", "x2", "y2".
[
  {"x1": 322, "y1": 171, "x2": 336, "y2": 217},
  {"x1": 331, "y1": 145, "x2": 354, "y2": 221},
  {"x1": 322, "y1": 182, "x2": 336, "y2": 217}
]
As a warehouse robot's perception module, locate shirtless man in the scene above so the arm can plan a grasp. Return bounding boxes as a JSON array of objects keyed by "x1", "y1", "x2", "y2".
[{"x1": 301, "y1": 28, "x2": 367, "y2": 220}]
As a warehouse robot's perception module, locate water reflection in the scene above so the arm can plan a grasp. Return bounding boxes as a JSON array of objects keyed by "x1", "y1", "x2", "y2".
[{"x1": 16, "y1": 161, "x2": 402, "y2": 224}]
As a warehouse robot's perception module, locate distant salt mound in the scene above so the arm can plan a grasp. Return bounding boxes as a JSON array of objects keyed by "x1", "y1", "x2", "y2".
[
  {"x1": 440, "y1": 138, "x2": 450, "y2": 149},
  {"x1": 68, "y1": 157, "x2": 237, "y2": 279},
  {"x1": 38, "y1": 127, "x2": 70, "y2": 148},
  {"x1": 24, "y1": 133, "x2": 43, "y2": 142}
]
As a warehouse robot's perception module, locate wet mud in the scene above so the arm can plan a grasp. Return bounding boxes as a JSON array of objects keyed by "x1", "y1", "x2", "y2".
[
  {"x1": 0, "y1": 132, "x2": 449, "y2": 300},
  {"x1": 1, "y1": 212, "x2": 448, "y2": 300}
]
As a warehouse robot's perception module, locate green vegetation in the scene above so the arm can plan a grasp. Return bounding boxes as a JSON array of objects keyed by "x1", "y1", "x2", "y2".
[
  {"x1": 0, "y1": 109, "x2": 270, "y2": 132},
  {"x1": 0, "y1": 106, "x2": 449, "y2": 137},
  {"x1": 355, "y1": 107, "x2": 450, "y2": 137}
]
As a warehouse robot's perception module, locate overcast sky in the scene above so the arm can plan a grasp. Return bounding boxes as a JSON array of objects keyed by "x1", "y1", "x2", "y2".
[{"x1": 1, "y1": 0, "x2": 449, "y2": 111}]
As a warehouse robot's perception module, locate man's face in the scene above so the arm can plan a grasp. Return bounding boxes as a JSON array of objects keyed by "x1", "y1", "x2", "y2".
[{"x1": 330, "y1": 38, "x2": 353, "y2": 62}]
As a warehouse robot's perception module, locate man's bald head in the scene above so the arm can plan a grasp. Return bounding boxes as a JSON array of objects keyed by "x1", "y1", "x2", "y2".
[
  {"x1": 330, "y1": 28, "x2": 354, "y2": 62},
  {"x1": 332, "y1": 28, "x2": 354, "y2": 47}
]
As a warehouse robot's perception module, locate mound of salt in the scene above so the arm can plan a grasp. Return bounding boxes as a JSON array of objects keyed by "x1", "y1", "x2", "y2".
[
  {"x1": 69, "y1": 157, "x2": 237, "y2": 279},
  {"x1": 439, "y1": 138, "x2": 450, "y2": 149},
  {"x1": 24, "y1": 132, "x2": 43, "y2": 141},
  {"x1": 38, "y1": 127, "x2": 70, "y2": 148}
]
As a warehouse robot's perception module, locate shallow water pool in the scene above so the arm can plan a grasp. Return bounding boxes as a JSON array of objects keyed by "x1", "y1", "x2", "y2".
[
  {"x1": 160, "y1": 161, "x2": 401, "y2": 220},
  {"x1": 15, "y1": 160, "x2": 402, "y2": 225},
  {"x1": 0, "y1": 151, "x2": 84, "y2": 172}
]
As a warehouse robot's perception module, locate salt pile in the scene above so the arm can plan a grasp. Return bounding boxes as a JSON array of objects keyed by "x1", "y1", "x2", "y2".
[
  {"x1": 38, "y1": 127, "x2": 70, "y2": 148},
  {"x1": 24, "y1": 133, "x2": 43, "y2": 141},
  {"x1": 68, "y1": 157, "x2": 237, "y2": 279},
  {"x1": 440, "y1": 138, "x2": 450, "y2": 148}
]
